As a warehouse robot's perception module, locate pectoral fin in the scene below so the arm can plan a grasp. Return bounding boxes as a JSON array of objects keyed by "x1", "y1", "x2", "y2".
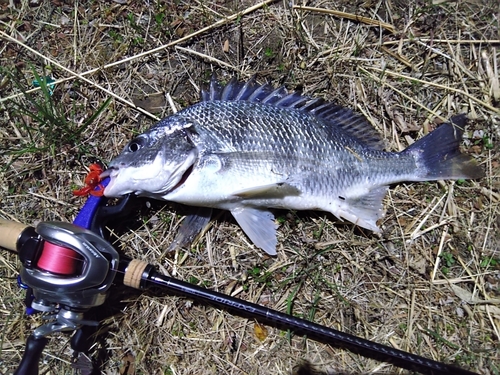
[
  {"x1": 168, "y1": 207, "x2": 213, "y2": 251},
  {"x1": 232, "y1": 182, "x2": 301, "y2": 199},
  {"x1": 230, "y1": 207, "x2": 278, "y2": 255}
]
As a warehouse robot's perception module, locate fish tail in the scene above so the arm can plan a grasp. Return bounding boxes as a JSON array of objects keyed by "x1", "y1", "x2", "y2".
[{"x1": 404, "y1": 114, "x2": 484, "y2": 180}]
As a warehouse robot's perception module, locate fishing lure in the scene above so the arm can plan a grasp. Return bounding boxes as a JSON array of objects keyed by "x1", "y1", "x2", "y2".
[{"x1": 73, "y1": 163, "x2": 105, "y2": 197}]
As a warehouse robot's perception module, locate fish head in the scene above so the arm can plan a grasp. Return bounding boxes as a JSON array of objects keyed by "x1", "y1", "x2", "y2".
[{"x1": 102, "y1": 125, "x2": 198, "y2": 198}]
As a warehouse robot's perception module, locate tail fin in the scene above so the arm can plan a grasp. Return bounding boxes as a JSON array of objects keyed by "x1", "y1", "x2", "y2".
[{"x1": 404, "y1": 114, "x2": 484, "y2": 180}]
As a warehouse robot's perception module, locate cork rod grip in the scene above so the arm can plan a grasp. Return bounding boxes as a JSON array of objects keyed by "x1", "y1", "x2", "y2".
[
  {"x1": 123, "y1": 259, "x2": 149, "y2": 289},
  {"x1": 0, "y1": 218, "x2": 29, "y2": 252}
]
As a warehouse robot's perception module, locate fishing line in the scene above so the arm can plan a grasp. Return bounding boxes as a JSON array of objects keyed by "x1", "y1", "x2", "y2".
[{"x1": 36, "y1": 241, "x2": 82, "y2": 275}]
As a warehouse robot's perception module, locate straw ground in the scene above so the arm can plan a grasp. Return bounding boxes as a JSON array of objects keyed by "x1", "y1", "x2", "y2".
[{"x1": 0, "y1": 1, "x2": 498, "y2": 374}]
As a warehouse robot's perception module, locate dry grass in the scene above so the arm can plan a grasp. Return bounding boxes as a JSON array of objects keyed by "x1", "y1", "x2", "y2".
[{"x1": 0, "y1": 0, "x2": 499, "y2": 374}]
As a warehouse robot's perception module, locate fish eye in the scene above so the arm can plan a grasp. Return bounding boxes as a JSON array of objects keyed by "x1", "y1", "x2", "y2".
[{"x1": 128, "y1": 137, "x2": 144, "y2": 152}]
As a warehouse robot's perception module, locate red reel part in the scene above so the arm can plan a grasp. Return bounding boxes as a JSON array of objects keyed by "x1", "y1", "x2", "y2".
[{"x1": 36, "y1": 242, "x2": 82, "y2": 275}]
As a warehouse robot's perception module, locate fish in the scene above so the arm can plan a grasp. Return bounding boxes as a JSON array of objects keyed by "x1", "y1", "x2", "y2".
[{"x1": 101, "y1": 77, "x2": 484, "y2": 255}]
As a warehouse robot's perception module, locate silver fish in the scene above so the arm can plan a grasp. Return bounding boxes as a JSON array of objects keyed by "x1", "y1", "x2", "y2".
[{"x1": 101, "y1": 77, "x2": 483, "y2": 255}]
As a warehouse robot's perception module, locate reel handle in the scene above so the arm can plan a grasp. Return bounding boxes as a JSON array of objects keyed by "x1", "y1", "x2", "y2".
[{"x1": 13, "y1": 334, "x2": 48, "y2": 375}]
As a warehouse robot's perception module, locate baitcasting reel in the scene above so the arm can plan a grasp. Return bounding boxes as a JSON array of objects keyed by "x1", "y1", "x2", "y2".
[{"x1": 13, "y1": 221, "x2": 119, "y2": 374}]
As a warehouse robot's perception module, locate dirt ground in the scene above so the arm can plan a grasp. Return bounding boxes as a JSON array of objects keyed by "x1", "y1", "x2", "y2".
[{"x1": 0, "y1": 0, "x2": 499, "y2": 374}]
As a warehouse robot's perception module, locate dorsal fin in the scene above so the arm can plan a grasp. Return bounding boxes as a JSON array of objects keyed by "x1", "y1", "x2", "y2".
[{"x1": 200, "y1": 76, "x2": 385, "y2": 150}]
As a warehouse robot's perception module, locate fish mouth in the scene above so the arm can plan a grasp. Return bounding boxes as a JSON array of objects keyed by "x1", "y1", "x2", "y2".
[
  {"x1": 97, "y1": 163, "x2": 193, "y2": 197},
  {"x1": 98, "y1": 148, "x2": 197, "y2": 198},
  {"x1": 99, "y1": 168, "x2": 117, "y2": 179},
  {"x1": 99, "y1": 167, "x2": 122, "y2": 197}
]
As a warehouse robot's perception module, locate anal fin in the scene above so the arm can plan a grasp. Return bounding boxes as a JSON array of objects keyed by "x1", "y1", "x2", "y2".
[
  {"x1": 231, "y1": 207, "x2": 278, "y2": 255},
  {"x1": 337, "y1": 186, "x2": 388, "y2": 232}
]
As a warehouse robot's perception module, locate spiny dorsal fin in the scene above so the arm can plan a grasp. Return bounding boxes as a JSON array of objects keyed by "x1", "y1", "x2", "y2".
[{"x1": 200, "y1": 76, "x2": 385, "y2": 150}]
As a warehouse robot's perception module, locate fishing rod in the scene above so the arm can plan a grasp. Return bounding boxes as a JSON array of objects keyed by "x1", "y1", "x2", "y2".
[{"x1": 0, "y1": 192, "x2": 478, "y2": 375}]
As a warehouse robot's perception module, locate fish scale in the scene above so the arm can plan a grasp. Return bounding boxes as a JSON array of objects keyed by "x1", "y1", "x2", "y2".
[{"x1": 101, "y1": 77, "x2": 484, "y2": 255}]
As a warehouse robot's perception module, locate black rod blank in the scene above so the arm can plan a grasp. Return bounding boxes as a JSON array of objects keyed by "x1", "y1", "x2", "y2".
[{"x1": 143, "y1": 270, "x2": 477, "y2": 375}]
